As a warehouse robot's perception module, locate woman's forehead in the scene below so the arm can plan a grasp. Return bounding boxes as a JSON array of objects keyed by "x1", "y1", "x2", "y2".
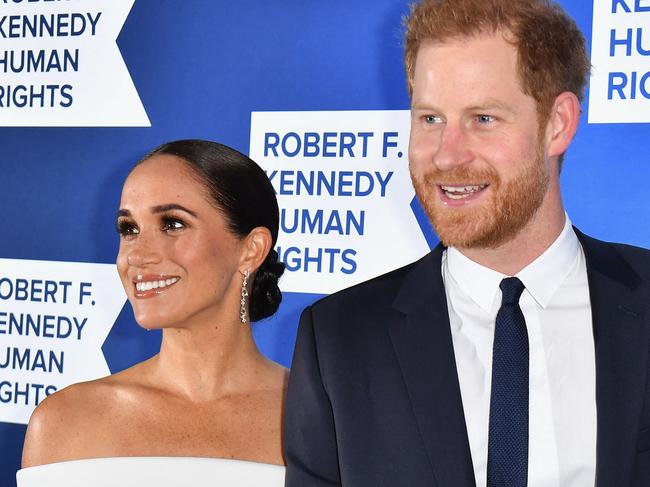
[{"x1": 121, "y1": 155, "x2": 212, "y2": 207}]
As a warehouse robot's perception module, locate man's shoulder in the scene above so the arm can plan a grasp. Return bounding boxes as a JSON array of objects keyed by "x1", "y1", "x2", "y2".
[
  {"x1": 609, "y1": 240, "x2": 650, "y2": 259},
  {"x1": 577, "y1": 229, "x2": 650, "y2": 280},
  {"x1": 308, "y1": 249, "x2": 440, "y2": 316},
  {"x1": 298, "y1": 249, "x2": 442, "y2": 351},
  {"x1": 603, "y1": 240, "x2": 650, "y2": 281}
]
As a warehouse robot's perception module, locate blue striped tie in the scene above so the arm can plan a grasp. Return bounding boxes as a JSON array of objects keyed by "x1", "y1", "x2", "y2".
[{"x1": 487, "y1": 277, "x2": 529, "y2": 486}]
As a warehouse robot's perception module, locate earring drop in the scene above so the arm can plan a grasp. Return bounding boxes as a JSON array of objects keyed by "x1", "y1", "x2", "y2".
[{"x1": 240, "y1": 269, "x2": 250, "y2": 324}]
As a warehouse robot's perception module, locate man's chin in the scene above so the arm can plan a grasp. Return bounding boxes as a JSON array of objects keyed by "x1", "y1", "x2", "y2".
[
  {"x1": 429, "y1": 209, "x2": 504, "y2": 249},
  {"x1": 435, "y1": 226, "x2": 497, "y2": 249},
  {"x1": 431, "y1": 205, "x2": 540, "y2": 250}
]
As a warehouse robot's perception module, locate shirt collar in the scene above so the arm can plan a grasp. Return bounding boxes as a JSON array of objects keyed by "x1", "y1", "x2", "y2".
[
  {"x1": 517, "y1": 215, "x2": 580, "y2": 308},
  {"x1": 446, "y1": 215, "x2": 580, "y2": 312},
  {"x1": 446, "y1": 246, "x2": 505, "y2": 315}
]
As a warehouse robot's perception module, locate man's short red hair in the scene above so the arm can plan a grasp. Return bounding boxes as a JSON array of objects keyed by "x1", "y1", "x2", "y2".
[{"x1": 404, "y1": 0, "x2": 591, "y2": 125}]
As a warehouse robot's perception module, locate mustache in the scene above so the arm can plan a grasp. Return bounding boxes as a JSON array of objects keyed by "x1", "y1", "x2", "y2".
[{"x1": 413, "y1": 165, "x2": 500, "y2": 186}]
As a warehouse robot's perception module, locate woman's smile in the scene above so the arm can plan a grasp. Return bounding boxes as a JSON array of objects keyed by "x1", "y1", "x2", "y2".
[{"x1": 133, "y1": 274, "x2": 181, "y2": 298}]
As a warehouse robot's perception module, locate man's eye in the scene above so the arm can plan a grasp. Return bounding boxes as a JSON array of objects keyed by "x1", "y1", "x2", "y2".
[
  {"x1": 424, "y1": 115, "x2": 442, "y2": 124},
  {"x1": 162, "y1": 217, "x2": 185, "y2": 233},
  {"x1": 116, "y1": 220, "x2": 139, "y2": 238},
  {"x1": 476, "y1": 114, "x2": 495, "y2": 124}
]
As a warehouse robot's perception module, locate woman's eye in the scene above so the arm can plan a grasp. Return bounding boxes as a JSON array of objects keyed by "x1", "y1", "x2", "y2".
[
  {"x1": 116, "y1": 220, "x2": 139, "y2": 238},
  {"x1": 162, "y1": 217, "x2": 185, "y2": 233}
]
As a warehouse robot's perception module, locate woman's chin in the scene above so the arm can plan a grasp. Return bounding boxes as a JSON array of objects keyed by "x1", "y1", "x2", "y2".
[
  {"x1": 132, "y1": 312, "x2": 171, "y2": 331},
  {"x1": 137, "y1": 322, "x2": 163, "y2": 331}
]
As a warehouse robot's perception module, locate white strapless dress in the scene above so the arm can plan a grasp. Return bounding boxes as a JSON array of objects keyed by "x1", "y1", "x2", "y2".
[{"x1": 16, "y1": 456, "x2": 285, "y2": 487}]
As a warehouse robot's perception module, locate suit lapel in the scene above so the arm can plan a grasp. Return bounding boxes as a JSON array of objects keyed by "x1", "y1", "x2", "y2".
[
  {"x1": 577, "y1": 230, "x2": 650, "y2": 485},
  {"x1": 390, "y1": 246, "x2": 476, "y2": 487}
]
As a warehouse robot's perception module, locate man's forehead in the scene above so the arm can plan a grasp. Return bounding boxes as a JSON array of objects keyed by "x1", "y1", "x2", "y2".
[{"x1": 410, "y1": 34, "x2": 533, "y2": 111}]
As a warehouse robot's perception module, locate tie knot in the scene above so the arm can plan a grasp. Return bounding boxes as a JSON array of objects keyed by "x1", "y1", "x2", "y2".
[{"x1": 499, "y1": 277, "x2": 525, "y2": 306}]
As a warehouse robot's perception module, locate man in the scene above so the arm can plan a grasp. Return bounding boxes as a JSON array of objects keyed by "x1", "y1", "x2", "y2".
[{"x1": 284, "y1": 1, "x2": 650, "y2": 486}]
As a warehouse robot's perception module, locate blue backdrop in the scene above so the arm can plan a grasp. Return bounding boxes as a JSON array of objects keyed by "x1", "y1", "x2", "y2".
[{"x1": 1, "y1": 1, "x2": 648, "y2": 486}]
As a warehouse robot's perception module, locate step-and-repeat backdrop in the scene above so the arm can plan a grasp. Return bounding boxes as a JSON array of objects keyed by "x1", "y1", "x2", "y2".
[{"x1": 1, "y1": 0, "x2": 648, "y2": 484}]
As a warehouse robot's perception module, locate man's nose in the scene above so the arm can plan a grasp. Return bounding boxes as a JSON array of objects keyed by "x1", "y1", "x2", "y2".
[{"x1": 432, "y1": 124, "x2": 474, "y2": 171}]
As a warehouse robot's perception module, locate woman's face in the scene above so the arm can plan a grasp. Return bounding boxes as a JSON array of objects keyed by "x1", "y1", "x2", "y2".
[{"x1": 116, "y1": 154, "x2": 245, "y2": 329}]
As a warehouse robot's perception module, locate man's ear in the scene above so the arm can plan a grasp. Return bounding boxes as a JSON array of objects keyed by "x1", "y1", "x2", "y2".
[
  {"x1": 545, "y1": 91, "x2": 581, "y2": 159},
  {"x1": 239, "y1": 226, "x2": 273, "y2": 274}
]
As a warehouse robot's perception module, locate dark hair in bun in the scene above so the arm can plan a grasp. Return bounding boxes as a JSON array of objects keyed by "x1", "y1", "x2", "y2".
[
  {"x1": 249, "y1": 249, "x2": 285, "y2": 321},
  {"x1": 139, "y1": 139, "x2": 285, "y2": 321}
]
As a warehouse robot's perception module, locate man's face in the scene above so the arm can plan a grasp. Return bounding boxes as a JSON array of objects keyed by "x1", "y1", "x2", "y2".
[{"x1": 408, "y1": 32, "x2": 550, "y2": 249}]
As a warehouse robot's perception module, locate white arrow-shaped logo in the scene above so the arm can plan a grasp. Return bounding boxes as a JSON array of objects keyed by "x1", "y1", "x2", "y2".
[
  {"x1": 0, "y1": 258, "x2": 126, "y2": 425},
  {"x1": 250, "y1": 110, "x2": 429, "y2": 295},
  {"x1": 0, "y1": 0, "x2": 149, "y2": 127}
]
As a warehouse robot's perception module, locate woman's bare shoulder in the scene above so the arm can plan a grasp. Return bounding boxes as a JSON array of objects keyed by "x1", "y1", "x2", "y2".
[{"x1": 22, "y1": 362, "x2": 153, "y2": 467}]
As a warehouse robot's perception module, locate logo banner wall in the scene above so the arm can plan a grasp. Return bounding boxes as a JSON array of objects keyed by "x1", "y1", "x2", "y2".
[
  {"x1": 250, "y1": 110, "x2": 429, "y2": 295},
  {"x1": 0, "y1": 259, "x2": 126, "y2": 425},
  {"x1": 589, "y1": 0, "x2": 650, "y2": 123},
  {"x1": 0, "y1": 0, "x2": 149, "y2": 127}
]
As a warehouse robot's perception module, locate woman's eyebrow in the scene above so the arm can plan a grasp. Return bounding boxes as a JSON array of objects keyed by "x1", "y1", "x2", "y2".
[{"x1": 150, "y1": 203, "x2": 198, "y2": 218}]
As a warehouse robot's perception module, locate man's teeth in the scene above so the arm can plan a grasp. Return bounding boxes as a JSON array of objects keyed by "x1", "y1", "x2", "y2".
[
  {"x1": 441, "y1": 184, "x2": 487, "y2": 200},
  {"x1": 136, "y1": 278, "x2": 179, "y2": 292}
]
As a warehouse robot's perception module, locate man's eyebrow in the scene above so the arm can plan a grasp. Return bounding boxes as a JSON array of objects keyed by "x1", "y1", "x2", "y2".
[
  {"x1": 117, "y1": 209, "x2": 130, "y2": 217},
  {"x1": 410, "y1": 100, "x2": 517, "y2": 114},
  {"x1": 410, "y1": 100, "x2": 440, "y2": 111},
  {"x1": 465, "y1": 99, "x2": 517, "y2": 113}
]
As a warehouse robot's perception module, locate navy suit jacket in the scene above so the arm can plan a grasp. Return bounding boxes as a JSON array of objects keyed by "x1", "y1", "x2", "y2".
[{"x1": 284, "y1": 230, "x2": 650, "y2": 486}]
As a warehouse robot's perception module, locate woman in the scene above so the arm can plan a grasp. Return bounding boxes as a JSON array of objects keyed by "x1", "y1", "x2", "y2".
[{"x1": 18, "y1": 140, "x2": 287, "y2": 486}]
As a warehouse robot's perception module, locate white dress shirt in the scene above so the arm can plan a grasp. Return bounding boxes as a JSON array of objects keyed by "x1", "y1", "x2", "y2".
[{"x1": 442, "y1": 217, "x2": 596, "y2": 487}]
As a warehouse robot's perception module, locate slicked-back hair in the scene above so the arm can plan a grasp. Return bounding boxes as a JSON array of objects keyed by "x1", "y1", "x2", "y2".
[{"x1": 135, "y1": 140, "x2": 285, "y2": 322}]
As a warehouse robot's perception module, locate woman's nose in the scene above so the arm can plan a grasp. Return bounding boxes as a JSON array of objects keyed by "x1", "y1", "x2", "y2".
[{"x1": 125, "y1": 234, "x2": 163, "y2": 267}]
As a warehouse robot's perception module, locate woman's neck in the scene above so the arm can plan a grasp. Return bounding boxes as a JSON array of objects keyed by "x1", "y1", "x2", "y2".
[{"x1": 148, "y1": 312, "x2": 270, "y2": 401}]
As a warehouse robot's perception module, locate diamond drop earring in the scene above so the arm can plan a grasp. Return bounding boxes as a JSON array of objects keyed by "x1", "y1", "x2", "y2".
[{"x1": 240, "y1": 269, "x2": 250, "y2": 324}]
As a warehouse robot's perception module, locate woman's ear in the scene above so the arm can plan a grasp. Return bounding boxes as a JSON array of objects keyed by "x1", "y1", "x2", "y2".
[{"x1": 239, "y1": 227, "x2": 273, "y2": 273}]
